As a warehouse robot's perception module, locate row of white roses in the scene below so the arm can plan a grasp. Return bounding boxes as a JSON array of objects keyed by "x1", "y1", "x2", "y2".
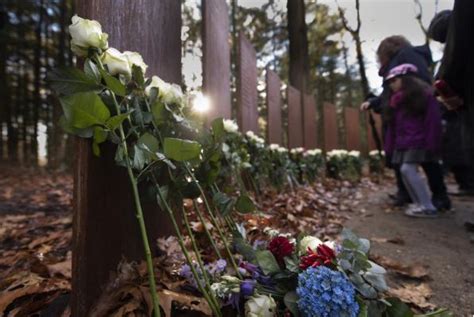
[{"x1": 69, "y1": 15, "x2": 184, "y2": 106}]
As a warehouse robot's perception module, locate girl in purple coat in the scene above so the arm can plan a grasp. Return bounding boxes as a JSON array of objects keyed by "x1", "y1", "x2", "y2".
[{"x1": 384, "y1": 64, "x2": 442, "y2": 217}]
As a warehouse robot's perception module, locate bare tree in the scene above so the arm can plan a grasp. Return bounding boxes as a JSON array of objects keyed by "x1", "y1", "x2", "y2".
[
  {"x1": 336, "y1": 0, "x2": 369, "y2": 97},
  {"x1": 287, "y1": 0, "x2": 310, "y2": 93},
  {"x1": 414, "y1": 0, "x2": 430, "y2": 45}
]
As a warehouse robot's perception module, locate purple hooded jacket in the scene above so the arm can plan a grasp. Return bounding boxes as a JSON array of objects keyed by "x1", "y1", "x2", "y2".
[{"x1": 384, "y1": 90, "x2": 442, "y2": 156}]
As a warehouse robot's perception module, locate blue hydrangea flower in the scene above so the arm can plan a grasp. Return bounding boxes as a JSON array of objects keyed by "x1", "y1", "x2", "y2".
[{"x1": 297, "y1": 266, "x2": 359, "y2": 317}]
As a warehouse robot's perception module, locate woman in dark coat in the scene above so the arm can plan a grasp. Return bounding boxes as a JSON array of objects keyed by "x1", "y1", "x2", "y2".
[{"x1": 360, "y1": 36, "x2": 451, "y2": 210}]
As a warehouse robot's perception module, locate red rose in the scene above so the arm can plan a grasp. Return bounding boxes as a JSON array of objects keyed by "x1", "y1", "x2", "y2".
[
  {"x1": 299, "y1": 244, "x2": 336, "y2": 270},
  {"x1": 268, "y1": 236, "x2": 295, "y2": 264}
]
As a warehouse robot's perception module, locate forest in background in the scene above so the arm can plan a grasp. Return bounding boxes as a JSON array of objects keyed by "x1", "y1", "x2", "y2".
[{"x1": 0, "y1": 0, "x2": 365, "y2": 168}]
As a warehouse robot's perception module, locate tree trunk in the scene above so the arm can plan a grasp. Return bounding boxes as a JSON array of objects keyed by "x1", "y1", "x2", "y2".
[
  {"x1": 287, "y1": 0, "x2": 309, "y2": 93},
  {"x1": 0, "y1": 9, "x2": 7, "y2": 160},
  {"x1": 354, "y1": 33, "x2": 370, "y2": 97}
]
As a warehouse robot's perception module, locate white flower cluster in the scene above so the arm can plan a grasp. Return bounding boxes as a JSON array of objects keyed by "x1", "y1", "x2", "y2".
[
  {"x1": 246, "y1": 131, "x2": 265, "y2": 144},
  {"x1": 349, "y1": 150, "x2": 360, "y2": 158},
  {"x1": 304, "y1": 148, "x2": 322, "y2": 156},
  {"x1": 223, "y1": 119, "x2": 239, "y2": 134},
  {"x1": 245, "y1": 294, "x2": 277, "y2": 317},
  {"x1": 369, "y1": 150, "x2": 385, "y2": 156},
  {"x1": 210, "y1": 275, "x2": 240, "y2": 298},
  {"x1": 290, "y1": 147, "x2": 305, "y2": 154},
  {"x1": 269, "y1": 143, "x2": 288, "y2": 153},
  {"x1": 326, "y1": 149, "x2": 349, "y2": 158},
  {"x1": 68, "y1": 15, "x2": 185, "y2": 106}
]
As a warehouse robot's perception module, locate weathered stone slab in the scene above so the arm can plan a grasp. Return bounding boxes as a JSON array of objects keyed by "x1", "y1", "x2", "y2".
[
  {"x1": 303, "y1": 94, "x2": 317, "y2": 149},
  {"x1": 265, "y1": 69, "x2": 282, "y2": 145},
  {"x1": 202, "y1": 0, "x2": 232, "y2": 120},
  {"x1": 237, "y1": 32, "x2": 259, "y2": 133},
  {"x1": 344, "y1": 107, "x2": 361, "y2": 151},
  {"x1": 287, "y1": 85, "x2": 303, "y2": 148},
  {"x1": 323, "y1": 102, "x2": 339, "y2": 151}
]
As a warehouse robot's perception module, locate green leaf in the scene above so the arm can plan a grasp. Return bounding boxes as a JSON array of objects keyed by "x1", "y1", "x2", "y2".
[
  {"x1": 384, "y1": 298, "x2": 414, "y2": 317},
  {"x1": 59, "y1": 116, "x2": 93, "y2": 138},
  {"x1": 255, "y1": 250, "x2": 280, "y2": 275},
  {"x1": 84, "y1": 59, "x2": 101, "y2": 82},
  {"x1": 48, "y1": 66, "x2": 103, "y2": 95},
  {"x1": 357, "y1": 297, "x2": 368, "y2": 317},
  {"x1": 60, "y1": 92, "x2": 110, "y2": 129},
  {"x1": 151, "y1": 101, "x2": 167, "y2": 125},
  {"x1": 235, "y1": 194, "x2": 255, "y2": 213},
  {"x1": 283, "y1": 256, "x2": 300, "y2": 273},
  {"x1": 93, "y1": 127, "x2": 107, "y2": 144},
  {"x1": 138, "y1": 133, "x2": 159, "y2": 153},
  {"x1": 105, "y1": 113, "x2": 131, "y2": 130},
  {"x1": 132, "y1": 144, "x2": 146, "y2": 170},
  {"x1": 163, "y1": 138, "x2": 201, "y2": 162},
  {"x1": 132, "y1": 65, "x2": 145, "y2": 86},
  {"x1": 284, "y1": 291, "x2": 299, "y2": 317},
  {"x1": 233, "y1": 234, "x2": 257, "y2": 262},
  {"x1": 99, "y1": 69, "x2": 126, "y2": 96},
  {"x1": 211, "y1": 118, "x2": 225, "y2": 140},
  {"x1": 213, "y1": 192, "x2": 235, "y2": 216},
  {"x1": 114, "y1": 144, "x2": 127, "y2": 167}
]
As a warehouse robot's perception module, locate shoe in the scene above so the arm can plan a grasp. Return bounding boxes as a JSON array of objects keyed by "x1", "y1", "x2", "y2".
[
  {"x1": 432, "y1": 197, "x2": 451, "y2": 211},
  {"x1": 404, "y1": 207, "x2": 438, "y2": 218},
  {"x1": 392, "y1": 195, "x2": 412, "y2": 207}
]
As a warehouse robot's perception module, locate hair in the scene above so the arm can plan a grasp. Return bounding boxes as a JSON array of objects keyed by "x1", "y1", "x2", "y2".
[
  {"x1": 377, "y1": 36, "x2": 411, "y2": 66},
  {"x1": 385, "y1": 74, "x2": 431, "y2": 122}
]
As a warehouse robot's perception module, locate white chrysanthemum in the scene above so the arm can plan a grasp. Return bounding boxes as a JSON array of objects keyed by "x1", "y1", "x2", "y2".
[
  {"x1": 269, "y1": 144, "x2": 280, "y2": 151},
  {"x1": 223, "y1": 119, "x2": 239, "y2": 134},
  {"x1": 69, "y1": 15, "x2": 109, "y2": 57},
  {"x1": 277, "y1": 146, "x2": 288, "y2": 153},
  {"x1": 369, "y1": 150, "x2": 385, "y2": 156},
  {"x1": 349, "y1": 150, "x2": 360, "y2": 157},
  {"x1": 245, "y1": 294, "x2": 276, "y2": 317},
  {"x1": 304, "y1": 148, "x2": 322, "y2": 156}
]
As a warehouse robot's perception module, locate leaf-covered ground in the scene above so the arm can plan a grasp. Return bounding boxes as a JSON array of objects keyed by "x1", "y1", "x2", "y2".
[{"x1": 0, "y1": 166, "x2": 472, "y2": 316}]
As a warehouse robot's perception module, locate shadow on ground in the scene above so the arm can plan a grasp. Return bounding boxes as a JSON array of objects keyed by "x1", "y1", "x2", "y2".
[{"x1": 347, "y1": 181, "x2": 474, "y2": 316}]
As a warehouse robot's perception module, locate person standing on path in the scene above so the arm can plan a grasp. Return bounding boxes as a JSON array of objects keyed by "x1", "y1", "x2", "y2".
[
  {"x1": 383, "y1": 64, "x2": 442, "y2": 218},
  {"x1": 360, "y1": 36, "x2": 451, "y2": 211}
]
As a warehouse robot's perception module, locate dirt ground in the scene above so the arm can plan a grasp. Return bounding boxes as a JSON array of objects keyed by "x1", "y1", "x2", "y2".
[{"x1": 347, "y1": 179, "x2": 474, "y2": 316}]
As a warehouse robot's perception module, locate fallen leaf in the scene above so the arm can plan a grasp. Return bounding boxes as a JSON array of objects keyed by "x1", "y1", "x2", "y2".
[
  {"x1": 371, "y1": 254, "x2": 429, "y2": 279},
  {"x1": 388, "y1": 283, "x2": 435, "y2": 309}
]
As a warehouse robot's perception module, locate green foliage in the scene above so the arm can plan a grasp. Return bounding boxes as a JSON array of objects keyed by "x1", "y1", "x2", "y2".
[
  {"x1": 284, "y1": 291, "x2": 300, "y2": 317},
  {"x1": 235, "y1": 194, "x2": 256, "y2": 214},
  {"x1": 48, "y1": 66, "x2": 103, "y2": 95},
  {"x1": 255, "y1": 250, "x2": 281, "y2": 275},
  {"x1": 60, "y1": 92, "x2": 110, "y2": 129},
  {"x1": 163, "y1": 138, "x2": 202, "y2": 162}
]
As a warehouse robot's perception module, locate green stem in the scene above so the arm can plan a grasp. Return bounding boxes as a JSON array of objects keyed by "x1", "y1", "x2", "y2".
[
  {"x1": 153, "y1": 176, "x2": 222, "y2": 317},
  {"x1": 94, "y1": 54, "x2": 161, "y2": 317},
  {"x1": 183, "y1": 164, "x2": 242, "y2": 279},
  {"x1": 192, "y1": 199, "x2": 223, "y2": 258},
  {"x1": 181, "y1": 205, "x2": 221, "y2": 312}
]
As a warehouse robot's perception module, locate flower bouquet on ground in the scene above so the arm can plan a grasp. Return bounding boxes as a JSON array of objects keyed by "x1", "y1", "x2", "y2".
[{"x1": 194, "y1": 228, "x2": 452, "y2": 317}]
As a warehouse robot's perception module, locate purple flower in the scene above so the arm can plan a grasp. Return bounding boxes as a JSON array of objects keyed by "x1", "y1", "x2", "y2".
[{"x1": 240, "y1": 279, "x2": 256, "y2": 297}]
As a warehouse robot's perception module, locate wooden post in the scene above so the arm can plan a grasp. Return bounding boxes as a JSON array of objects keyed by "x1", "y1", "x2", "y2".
[
  {"x1": 303, "y1": 94, "x2": 317, "y2": 149},
  {"x1": 367, "y1": 112, "x2": 383, "y2": 151},
  {"x1": 323, "y1": 103, "x2": 339, "y2": 151},
  {"x1": 287, "y1": 85, "x2": 304, "y2": 148},
  {"x1": 344, "y1": 107, "x2": 362, "y2": 151},
  {"x1": 237, "y1": 31, "x2": 259, "y2": 133},
  {"x1": 202, "y1": 0, "x2": 232, "y2": 121},
  {"x1": 72, "y1": 1, "x2": 181, "y2": 315},
  {"x1": 265, "y1": 69, "x2": 282, "y2": 145}
]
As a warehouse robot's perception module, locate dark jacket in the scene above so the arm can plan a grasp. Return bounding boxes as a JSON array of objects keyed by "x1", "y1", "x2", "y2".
[
  {"x1": 384, "y1": 90, "x2": 442, "y2": 156},
  {"x1": 368, "y1": 44, "x2": 433, "y2": 115}
]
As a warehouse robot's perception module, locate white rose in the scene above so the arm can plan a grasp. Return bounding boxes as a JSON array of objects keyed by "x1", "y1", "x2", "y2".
[
  {"x1": 145, "y1": 76, "x2": 184, "y2": 105},
  {"x1": 101, "y1": 48, "x2": 131, "y2": 77},
  {"x1": 223, "y1": 119, "x2": 239, "y2": 134},
  {"x1": 123, "y1": 51, "x2": 148, "y2": 75},
  {"x1": 245, "y1": 294, "x2": 276, "y2": 317},
  {"x1": 69, "y1": 15, "x2": 108, "y2": 57},
  {"x1": 299, "y1": 236, "x2": 323, "y2": 254}
]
